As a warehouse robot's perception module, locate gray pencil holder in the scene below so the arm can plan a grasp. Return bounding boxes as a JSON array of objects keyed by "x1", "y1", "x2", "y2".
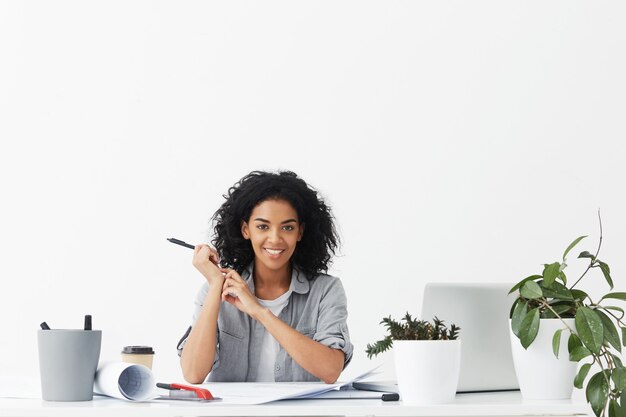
[{"x1": 38, "y1": 329, "x2": 102, "y2": 401}]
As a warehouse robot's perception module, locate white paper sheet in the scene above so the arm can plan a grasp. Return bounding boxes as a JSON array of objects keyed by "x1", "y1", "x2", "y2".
[
  {"x1": 90, "y1": 363, "x2": 380, "y2": 404},
  {"x1": 194, "y1": 382, "x2": 339, "y2": 404},
  {"x1": 197, "y1": 365, "x2": 383, "y2": 405},
  {"x1": 93, "y1": 361, "x2": 156, "y2": 401}
]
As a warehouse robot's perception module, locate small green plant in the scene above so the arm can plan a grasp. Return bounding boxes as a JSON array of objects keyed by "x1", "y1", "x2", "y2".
[
  {"x1": 366, "y1": 313, "x2": 460, "y2": 359},
  {"x1": 510, "y1": 213, "x2": 626, "y2": 417}
]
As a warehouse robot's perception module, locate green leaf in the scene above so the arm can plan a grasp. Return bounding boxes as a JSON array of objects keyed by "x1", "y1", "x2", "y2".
[
  {"x1": 552, "y1": 329, "x2": 563, "y2": 358},
  {"x1": 541, "y1": 281, "x2": 574, "y2": 300},
  {"x1": 574, "y1": 363, "x2": 592, "y2": 389},
  {"x1": 612, "y1": 398, "x2": 626, "y2": 417},
  {"x1": 519, "y1": 308, "x2": 540, "y2": 349},
  {"x1": 509, "y1": 275, "x2": 542, "y2": 294},
  {"x1": 612, "y1": 368, "x2": 626, "y2": 391},
  {"x1": 598, "y1": 261, "x2": 614, "y2": 290},
  {"x1": 559, "y1": 271, "x2": 567, "y2": 285},
  {"x1": 521, "y1": 281, "x2": 543, "y2": 300},
  {"x1": 602, "y1": 293, "x2": 626, "y2": 302},
  {"x1": 542, "y1": 308, "x2": 558, "y2": 319},
  {"x1": 597, "y1": 309, "x2": 621, "y2": 352},
  {"x1": 511, "y1": 300, "x2": 528, "y2": 338},
  {"x1": 586, "y1": 371, "x2": 609, "y2": 417},
  {"x1": 572, "y1": 289, "x2": 590, "y2": 302},
  {"x1": 570, "y1": 345, "x2": 592, "y2": 361},
  {"x1": 579, "y1": 251, "x2": 596, "y2": 260},
  {"x1": 564, "y1": 235, "x2": 587, "y2": 261},
  {"x1": 542, "y1": 262, "x2": 561, "y2": 287},
  {"x1": 509, "y1": 297, "x2": 519, "y2": 318},
  {"x1": 610, "y1": 399, "x2": 619, "y2": 417},
  {"x1": 550, "y1": 302, "x2": 576, "y2": 317},
  {"x1": 576, "y1": 307, "x2": 604, "y2": 354},
  {"x1": 569, "y1": 333, "x2": 583, "y2": 352},
  {"x1": 623, "y1": 327, "x2": 626, "y2": 347},
  {"x1": 613, "y1": 353, "x2": 624, "y2": 368}
]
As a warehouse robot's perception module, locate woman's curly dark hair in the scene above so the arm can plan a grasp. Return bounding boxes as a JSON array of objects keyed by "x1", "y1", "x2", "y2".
[{"x1": 211, "y1": 170, "x2": 340, "y2": 278}]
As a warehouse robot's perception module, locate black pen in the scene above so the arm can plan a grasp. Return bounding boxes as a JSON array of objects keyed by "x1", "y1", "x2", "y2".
[
  {"x1": 84, "y1": 315, "x2": 92, "y2": 330},
  {"x1": 40, "y1": 322, "x2": 51, "y2": 330},
  {"x1": 167, "y1": 238, "x2": 195, "y2": 250}
]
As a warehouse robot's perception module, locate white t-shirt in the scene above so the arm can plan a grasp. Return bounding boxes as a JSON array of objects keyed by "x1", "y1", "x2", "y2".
[{"x1": 254, "y1": 290, "x2": 292, "y2": 382}]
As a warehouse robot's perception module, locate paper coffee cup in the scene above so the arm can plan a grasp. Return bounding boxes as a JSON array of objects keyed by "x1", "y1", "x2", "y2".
[{"x1": 121, "y1": 346, "x2": 154, "y2": 369}]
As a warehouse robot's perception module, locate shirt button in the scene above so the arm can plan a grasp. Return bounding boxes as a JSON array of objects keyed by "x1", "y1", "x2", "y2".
[{"x1": 275, "y1": 364, "x2": 281, "y2": 371}]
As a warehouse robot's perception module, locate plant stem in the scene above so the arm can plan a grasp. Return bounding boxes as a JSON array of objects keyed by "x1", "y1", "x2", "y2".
[
  {"x1": 540, "y1": 300, "x2": 577, "y2": 333},
  {"x1": 599, "y1": 306, "x2": 626, "y2": 327},
  {"x1": 570, "y1": 263, "x2": 594, "y2": 291},
  {"x1": 598, "y1": 349, "x2": 613, "y2": 368},
  {"x1": 571, "y1": 210, "x2": 603, "y2": 290},
  {"x1": 595, "y1": 347, "x2": 614, "y2": 417}
]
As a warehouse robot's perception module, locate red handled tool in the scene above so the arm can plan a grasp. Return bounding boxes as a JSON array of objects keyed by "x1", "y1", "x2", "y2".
[{"x1": 156, "y1": 382, "x2": 215, "y2": 400}]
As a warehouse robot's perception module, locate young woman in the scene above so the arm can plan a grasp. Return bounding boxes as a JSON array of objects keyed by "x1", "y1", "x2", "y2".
[{"x1": 177, "y1": 171, "x2": 352, "y2": 384}]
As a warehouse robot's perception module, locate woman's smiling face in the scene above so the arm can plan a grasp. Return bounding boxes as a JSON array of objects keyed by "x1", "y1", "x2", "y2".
[{"x1": 241, "y1": 198, "x2": 304, "y2": 273}]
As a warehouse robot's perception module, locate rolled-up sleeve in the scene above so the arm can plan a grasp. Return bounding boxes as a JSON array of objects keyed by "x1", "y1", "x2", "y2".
[
  {"x1": 177, "y1": 282, "x2": 213, "y2": 356},
  {"x1": 312, "y1": 278, "x2": 353, "y2": 368}
]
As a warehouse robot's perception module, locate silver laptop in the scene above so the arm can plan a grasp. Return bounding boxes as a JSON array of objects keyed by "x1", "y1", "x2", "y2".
[
  {"x1": 354, "y1": 283, "x2": 519, "y2": 393},
  {"x1": 421, "y1": 283, "x2": 519, "y2": 392}
]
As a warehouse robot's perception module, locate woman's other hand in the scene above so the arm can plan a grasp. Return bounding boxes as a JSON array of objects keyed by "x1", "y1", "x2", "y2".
[
  {"x1": 221, "y1": 268, "x2": 264, "y2": 319},
  {"x1": 192, "y1": 244, "x2": 223, "y2": 286}
]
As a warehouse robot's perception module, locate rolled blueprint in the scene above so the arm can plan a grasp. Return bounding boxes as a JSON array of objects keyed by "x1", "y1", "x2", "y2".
[{"x1": 94, "y1": 361, "x2": 156, "y2": 401}]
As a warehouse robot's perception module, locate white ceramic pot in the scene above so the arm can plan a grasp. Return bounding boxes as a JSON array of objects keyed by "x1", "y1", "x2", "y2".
[
  {"x1": 509, "y1": 318, "x2": 577, "y2": 400},
  {"x1": 394, "y1": 340, "x2": 462, "y2": 405}
]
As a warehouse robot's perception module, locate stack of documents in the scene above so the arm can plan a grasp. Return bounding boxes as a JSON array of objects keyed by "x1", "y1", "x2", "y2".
[{"x1": 185, "y1": 366, "x2": 385, "y2": 405}]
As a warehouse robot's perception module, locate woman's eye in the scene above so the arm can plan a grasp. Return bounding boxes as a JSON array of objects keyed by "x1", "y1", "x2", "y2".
[{"x1": 255, "y1": 224, "x2": 294, "y2": 231}]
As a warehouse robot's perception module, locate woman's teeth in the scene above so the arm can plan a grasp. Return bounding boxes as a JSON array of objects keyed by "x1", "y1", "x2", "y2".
[{"x1": 265, "y1": 248, "x2": 284, "y2": 255}]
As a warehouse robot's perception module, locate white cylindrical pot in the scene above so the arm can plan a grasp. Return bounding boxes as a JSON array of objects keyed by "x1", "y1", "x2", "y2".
[
  {"x1": 394, "y1": 340, "x2": 461, "y2": 405},
  {"x1": 509, "y1": 318, "x2": 577, "y2": 400}
]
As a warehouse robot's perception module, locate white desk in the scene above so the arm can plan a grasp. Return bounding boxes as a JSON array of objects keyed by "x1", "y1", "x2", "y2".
[{"x1": 0, "y1": 392, "x2": 592, "y2": 417}]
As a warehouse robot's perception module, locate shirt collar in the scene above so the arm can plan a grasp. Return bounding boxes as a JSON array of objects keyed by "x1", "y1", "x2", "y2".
[{"x1": 242, "y1": 263, "x2": 310, "y2": 295}]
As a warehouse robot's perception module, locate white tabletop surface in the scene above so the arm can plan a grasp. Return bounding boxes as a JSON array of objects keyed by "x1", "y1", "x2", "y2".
[{"x1": 0, "y1": 391, "x2": 593, "y2": 417}]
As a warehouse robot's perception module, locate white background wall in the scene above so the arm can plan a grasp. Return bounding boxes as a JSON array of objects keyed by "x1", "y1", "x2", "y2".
[{"x1": 1, "y1": 1, "x2": 626, "y2": 382}]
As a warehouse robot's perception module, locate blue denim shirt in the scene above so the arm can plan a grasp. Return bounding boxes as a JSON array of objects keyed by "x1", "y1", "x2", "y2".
[{"x1": 177, "y1": 264, "x2": 353, "y2": 382}]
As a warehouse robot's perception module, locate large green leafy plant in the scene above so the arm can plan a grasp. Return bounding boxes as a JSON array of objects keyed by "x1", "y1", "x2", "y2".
[
  {"x1": 510, "y1": 217, "x2": 626, "y2": 417},
  {"x1": 366, "y1": 313, "x2": 460, "y2": 359}
]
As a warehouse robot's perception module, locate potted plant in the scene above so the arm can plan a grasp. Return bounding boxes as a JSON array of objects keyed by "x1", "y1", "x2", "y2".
[
  {"x1": 366, "y1": 313, "x2": 461, "y2": 405},
  {"x1": 510, "y1": 214, "x2": 626, "y2": 417}
]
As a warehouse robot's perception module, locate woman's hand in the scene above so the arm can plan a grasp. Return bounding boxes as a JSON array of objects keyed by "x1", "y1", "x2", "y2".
[
  {"x1": 192, "y1": 244, "x2": 223, "y2": 286},
  {"x1": 221, "y1": 268, "x2": 265, "y2": 319}
]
